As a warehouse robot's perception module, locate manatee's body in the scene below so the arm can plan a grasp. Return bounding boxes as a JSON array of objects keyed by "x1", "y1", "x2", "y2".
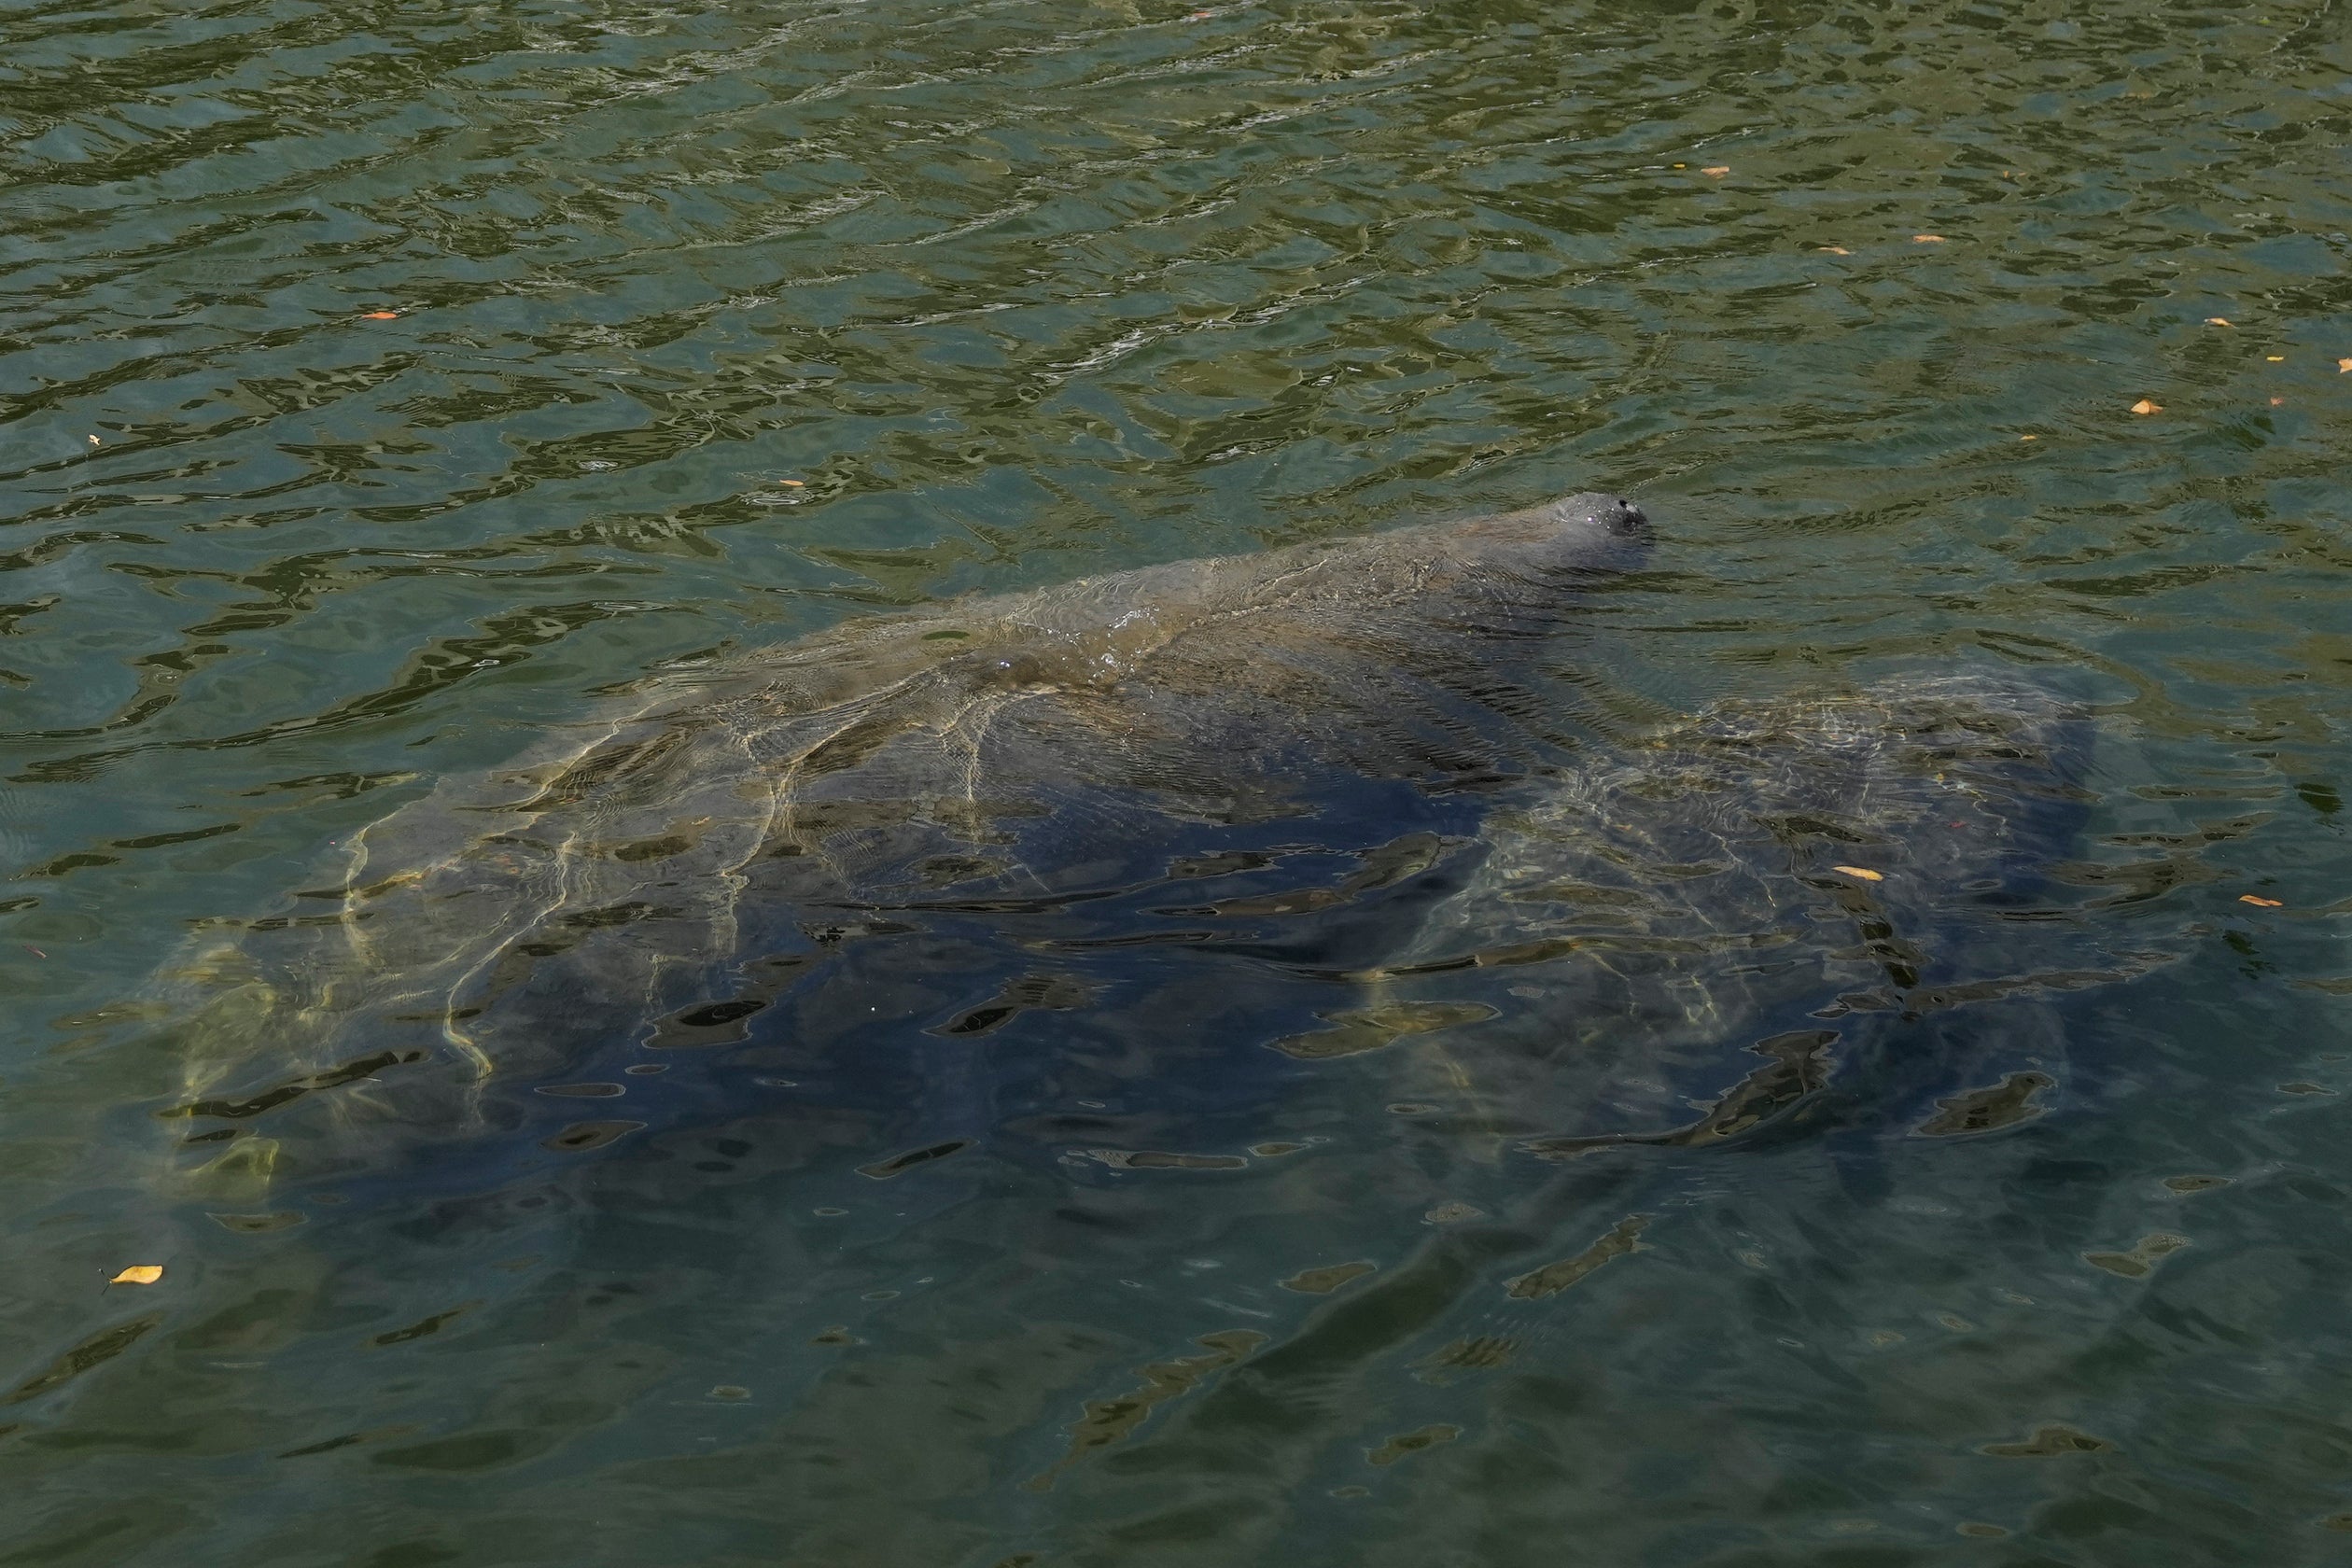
[
  {"x1": 1335, "y1": 676, "x2": 2119, "y2": 1154},
  {"x1": 167, "y1": 494, "x2": 1652, "y2": 1166},
  {"x1": 163, "y1": 492, "x2": 2120, "y2": 1193}
]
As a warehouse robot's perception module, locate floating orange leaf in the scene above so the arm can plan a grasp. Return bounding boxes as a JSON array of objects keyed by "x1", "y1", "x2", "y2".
[
  {"x1": 2131, "y1": 399, "x2": 2163, "y2": 415},
  {"x1": 1830, "y1": 865, "x2": 1884, "y2": 882},
  {"x1": 2339, "y1": 358, "x2": 2352, "y2": 373},
  {"x1": 777, "y1": 478, "x2": 805, "y2": 486},
  {"x1": 1701, "y1": 166, "x2": 1729, "y2": 177},
  {"x1": 2271, "y1": 397, "x2": 2286, "y2": 406},
  {"x1": 2239, "y1": 894, "x2": 2283, "y2": 908},
  {"x1": 1912, "y1": 234, "x2": 1947, "y2": 244},
  {"x1": 360, "y1": 311, "x2": 400, "y2": 320},
  {"x1": 110, "y1": 1266, "x2": 164, "y2": 1285},
  {"x1": 2205, "y1": 317, "x2": 2233, "y2": 327}
]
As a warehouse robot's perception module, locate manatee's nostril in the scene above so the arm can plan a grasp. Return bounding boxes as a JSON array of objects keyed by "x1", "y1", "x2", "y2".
[{"x1": 1611, "y1": 497, "x2": 1648, "y2": 533}]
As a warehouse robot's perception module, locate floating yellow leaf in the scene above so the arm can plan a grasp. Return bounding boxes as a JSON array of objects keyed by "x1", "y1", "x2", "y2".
[
  {"x1": 2206, "y1": 317, "x2": 2233, "y2": 327},
  {"x1": 2019, "y1": 433, "x2": 2038, "y2": 441},
  {"x1": 1701, "y1": 165, "x2": 1729, "y2": 177},
  {"x1": 2267, "y1": 355, "x2": 2286, "y2": 361},
  {"x1": 110, "y1": 1266, "x2": 163, "y2": 1285},
  {"x1": 2239, "y1": 894, "x2": 2283, "y2": 908},
  {"x1": 2339, "y1": 358, "x2": 2352, "y2": 373},
  {"x1": 2131, "y1": 399, "x2": 2163, "y2": 414},
  {"x1": 1830, "y1": 865, "x2": 1884, "y2": 882},
  {"x1": 1912, "y1": 233, "x2": 1947, "y2": 244}
]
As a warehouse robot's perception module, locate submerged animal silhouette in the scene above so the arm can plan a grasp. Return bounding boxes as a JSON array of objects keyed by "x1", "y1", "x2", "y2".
[
  {"x1": 159, "y1": 489, "x2": 2129, "y2": 1201},
  {"x1": 164, "y1": 493, "x2": 1657, "y2": 1165}
]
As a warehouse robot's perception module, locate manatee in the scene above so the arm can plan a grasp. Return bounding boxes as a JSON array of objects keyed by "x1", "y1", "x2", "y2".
[
  {"x1": 155, "y1": 489, "x2": 2135, "y2": 1195},
  {"x1": 161, "y1": 492, "x2": 1653, "y2": 1171},
  {"x1": 1323, "y1": 674, "x2": 2142, "y2": 1155}
]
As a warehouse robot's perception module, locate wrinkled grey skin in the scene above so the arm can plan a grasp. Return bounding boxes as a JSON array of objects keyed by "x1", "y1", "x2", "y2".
[
  {"x1": 1328, "y1": 674, "x2": 2129, "y2": 1152},
  {"x1": 166, "y1": 493, "x2": 1652, "y2": 1124}
]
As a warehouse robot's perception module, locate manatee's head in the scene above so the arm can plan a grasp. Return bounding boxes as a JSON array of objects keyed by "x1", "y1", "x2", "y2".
[{"x1": 1445, "y1": 490, "x2": 1651, "y2": 581}]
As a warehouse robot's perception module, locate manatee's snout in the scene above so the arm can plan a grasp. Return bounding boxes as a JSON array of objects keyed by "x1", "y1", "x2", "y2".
[
  {"x1": 1554, "y1": 491, "x2": 1647, "y2": 538},
  {"x1": 1433, "y1": 488, "x2": 1650, "y2": 575}
]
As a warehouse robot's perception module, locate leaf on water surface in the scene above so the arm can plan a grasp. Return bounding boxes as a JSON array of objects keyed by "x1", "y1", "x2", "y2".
[
  {"x1": 360, "y1": 311, "x2": 400, "y2": 319},
  {"x1": 109, "y1": 1266, "x2": 163, "y2": 1285},
  {"x1": 2239, "y1": 893, "x2": 2283, "y2": 906},
  {"x1": 2206, "y1": 317, "x2": 2233, "y2": 326},
  {"x1": 1701, "y1": 165, "x2": 1729, "y2": 176},
  {"x1": 2131, "y1": 399, "x2": 2163, "y2": 414},
  {"x1": 1829, "y1": 864, "x2": 1883, "y2": 881},
  {"x1": 1818, "y1": 245, "x2": 1851, "y2": 254},
  {"x1": 2339, "y1": 358, "x2": 2352, "y2": 372},
  {"x1": 1912, "y1": 233, "x2": 1947, "y2": 243}
]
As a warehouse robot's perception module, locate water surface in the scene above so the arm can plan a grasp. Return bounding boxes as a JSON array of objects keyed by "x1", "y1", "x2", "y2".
[{"x1": 6, "y1": 0, "x2": 2352, "y2": 1562}]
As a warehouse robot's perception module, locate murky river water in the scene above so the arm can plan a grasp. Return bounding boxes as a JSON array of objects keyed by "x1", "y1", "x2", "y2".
[{"x1": 6, "y1": 0, "x2": 2352, "y2": 1562}]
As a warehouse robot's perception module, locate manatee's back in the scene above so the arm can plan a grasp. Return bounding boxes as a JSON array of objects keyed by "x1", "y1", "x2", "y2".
[{"x1": 156, "y1": 497, "x2": 1651, "y2": 1157}]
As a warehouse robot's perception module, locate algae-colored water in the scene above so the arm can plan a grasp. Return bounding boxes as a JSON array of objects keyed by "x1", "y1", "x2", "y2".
[{"x1": 5, "y1": 1, "x2": 2352, "y2": 1562}]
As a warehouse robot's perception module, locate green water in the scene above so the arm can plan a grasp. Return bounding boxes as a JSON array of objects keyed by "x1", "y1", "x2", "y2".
[{"x1": 6, "y1": 0, "x2": 2352, "y2": 1561}]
